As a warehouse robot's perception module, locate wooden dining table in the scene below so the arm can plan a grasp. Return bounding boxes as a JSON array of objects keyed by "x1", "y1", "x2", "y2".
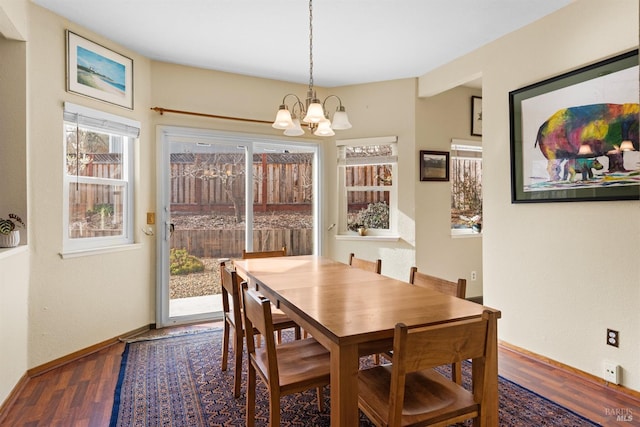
[{"x1": 233, "y1": 255, "x2": 501, "y2": 426}]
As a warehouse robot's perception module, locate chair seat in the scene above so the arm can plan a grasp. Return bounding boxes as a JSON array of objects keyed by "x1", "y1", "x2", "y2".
[
  {"x1": 254, "y1": 338, "x2": 330, "y2": 391},
  {"x1": 271, "y1": 310, "x2": 298, "y2": 329},
  {"x1": 359, "y1": 365, "x2": 478, "y2": 426}
]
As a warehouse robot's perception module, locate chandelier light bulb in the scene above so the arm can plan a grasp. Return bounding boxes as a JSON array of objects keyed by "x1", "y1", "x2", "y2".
[
  {"x1": 331, "y1": 108, "x2": 352, "y2": 130},
  {"x1": 314, "y1": 118, "x2": 335, "y2": 136},
  {"x1": 284, "y1": 117, "x2": 305, "y2": 136},
  {"x1": 272, "y1": 106, "x2": 294, "y2": 130},
  {"x1": 303, "y1": 101, "x2": 325, "y2": 123}
]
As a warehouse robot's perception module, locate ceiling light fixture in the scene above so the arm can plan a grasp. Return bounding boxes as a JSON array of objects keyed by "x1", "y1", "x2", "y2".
[{"x1": 272, "y1": 0, "x2": 352, "y2": 137}]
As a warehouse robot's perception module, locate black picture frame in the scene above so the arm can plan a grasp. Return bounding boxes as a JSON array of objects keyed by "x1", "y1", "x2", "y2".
[
  {"x1": 509, "y1": 50, "x2": 639, "y2": 203},
  {"x1": 66, "y1": 30, "x2": 134, "y2": 109},
  {"x1": 471, "y1": 96, "x2": 482, "y2": 136},
  {"x1": 420, "y1": 150, "x2": 450, "y2": 181}
]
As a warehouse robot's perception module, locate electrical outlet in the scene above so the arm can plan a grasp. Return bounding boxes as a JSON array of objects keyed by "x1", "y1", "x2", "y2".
[
  {"x1": 471, "y1": 271, "x2": 477, "y2": 281},
  {"x1": 607, "y1": 329, "x2": 619, "y2": 347},
  {"x1": 604, "y1": 361, "x2": 620, "y2": 384}
]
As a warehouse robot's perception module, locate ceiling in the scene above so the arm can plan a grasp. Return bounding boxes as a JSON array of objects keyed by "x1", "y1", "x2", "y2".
[{"x1": 33, "y1": 0, "x2": 572, "y2": 88}]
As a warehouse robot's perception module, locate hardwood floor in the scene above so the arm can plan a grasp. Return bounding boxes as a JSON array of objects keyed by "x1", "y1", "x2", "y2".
[{"x1": 1, "y1": 322, "x2": 638, "y2": 426}]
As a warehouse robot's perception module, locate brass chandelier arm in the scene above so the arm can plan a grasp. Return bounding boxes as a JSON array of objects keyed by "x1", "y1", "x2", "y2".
[
  {"x1": 322, "y1": 94, "x2": 344, "y2": 111},
  {"x1": 150, "y1": 107, "x2": 272, "y2": 125}
]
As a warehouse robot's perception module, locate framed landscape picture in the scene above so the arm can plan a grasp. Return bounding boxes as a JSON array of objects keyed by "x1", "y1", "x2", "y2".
[
  {"x1": 509, "y1": 50, "x2": 639, "y2": 203},
  {"x1": 471, "y1": 96, "x2": 482, "y2": 136},
  {"x1": 420, "y1": 150, "x2": 449, "y2": 181},
  {"x1": 66, "y1": 31, "x2": 133, "y2": 109}
]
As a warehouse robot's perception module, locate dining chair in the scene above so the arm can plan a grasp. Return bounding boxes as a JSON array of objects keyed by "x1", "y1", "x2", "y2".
[
  {"x1": 220, "y1": 264, "x2": 301, "y2": 398},
  {"x1": 242, "y1": 286, "x2": 331, "y2": 427},
  {"x1": 409, "y1": 266, "x2": 467, "y2": 299},
  {"x1": 407, "y1": 266, "x2": 467, "y2": 383},
  {"x1": 348, "y1": 252, "x2": 382, "y2": 274},
  {"x1": 241, "y1": 246, "x2": 287, "y2": 259},
  {"x1": 240, "y1": 246, "x2": 303, "y2": 343},
  {"x1": 358, "y1": 309, "x2": 499, "y2": 427}
]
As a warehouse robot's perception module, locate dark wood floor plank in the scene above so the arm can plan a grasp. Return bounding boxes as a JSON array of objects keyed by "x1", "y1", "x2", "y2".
[{"x1": 2, "y1": 322, "x2": 638, "y2": 426}]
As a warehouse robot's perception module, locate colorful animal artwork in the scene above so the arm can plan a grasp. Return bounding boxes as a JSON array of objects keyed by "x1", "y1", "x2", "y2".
[{"x1": 534, "y1": 103, "x2": 639, "y2": 181}]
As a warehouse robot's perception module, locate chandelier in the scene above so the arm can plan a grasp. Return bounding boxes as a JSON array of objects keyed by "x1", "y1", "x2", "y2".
[{"x1": 272, "y1": 0, "x2": 352, "y2": 137}]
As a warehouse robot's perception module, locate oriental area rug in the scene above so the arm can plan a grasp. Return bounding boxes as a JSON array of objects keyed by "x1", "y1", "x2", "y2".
[{"x1": 109, "y1": 329, "x2": 601, "y2": 426}]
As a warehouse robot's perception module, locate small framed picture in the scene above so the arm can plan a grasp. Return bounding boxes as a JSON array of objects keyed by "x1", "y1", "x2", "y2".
[
  {"x1": 66, "y1": 30, "x2": 134, "y2": 109},
  {"x1": 471, "y1": 96, "x2": 482, "y2": 136},
  {"x1": 420, "y1": 150, "x2": 450, "y2": 181}
]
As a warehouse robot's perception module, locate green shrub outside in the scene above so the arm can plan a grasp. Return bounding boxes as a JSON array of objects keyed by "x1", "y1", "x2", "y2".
[{"x1": 170, "y1": 248, "x2": 205, "y2": 275}]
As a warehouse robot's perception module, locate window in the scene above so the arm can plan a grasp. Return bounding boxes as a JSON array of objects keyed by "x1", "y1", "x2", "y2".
[
  {"x1": 450, "y1": 140, "x2": 482, "y2": 236},
  {"x1": 337, "y1": 136, "x2": 397, "y2": 236},
  {"x1": 62, "y1": 102, "x2": 139, "y2": 253}
]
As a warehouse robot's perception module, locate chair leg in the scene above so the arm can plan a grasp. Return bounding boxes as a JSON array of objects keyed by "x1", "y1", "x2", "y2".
[
  {"x1": 233, "y1": 330, "x2": 243, "y2": 398},
  {"x1": 294, "y1": 326, "x2": 301, "y2": 340},
  {"x1": 269, "y1": 389, "x2": 281, "y2": 427},
  {"x1": 246, "y1": 364, "x2": 256, "y2": 427},
  {"x1": 277, "y1": 330, "x2": 282, "y2": 344},
  {"x1": 374, "y1": 353, "x2": 380, "y2": 365},
  {"x1": 452, "y1": 362, "x2": 462, "y2": 384},
  {"x1": 221, "y1": 322, "x2": 230, "y2": 371},
  {"x1": 316, "y1": 386, "x2": 324, "y2": 411}
]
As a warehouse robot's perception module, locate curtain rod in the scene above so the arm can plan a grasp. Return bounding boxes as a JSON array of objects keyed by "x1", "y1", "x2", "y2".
[{"x1": 150, "y1": 107, "x2": 272, "y2": 125}]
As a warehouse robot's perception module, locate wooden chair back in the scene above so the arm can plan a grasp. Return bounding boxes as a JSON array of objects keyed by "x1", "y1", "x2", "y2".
[
  {"x1": 242, "y1": 286, "x2": 329, "y2": 426},
  {"x1": 219, "y1": 263, "x2": 249, "y2": 397},
  {"x1": 349, "y1": 253, "x2": 382, "y2": 274},
  {"x1": 409, "y1": 266, "x2": 466, "y2": 299},
  {"x1": 242, "y1": 246, "x2": 287, "y2": 259},
  {"x1": 221, "y1": 265, "x2": 243, "y2": 329},
  {"x1": 358, "y1": 309, "x2": 499, "y2": 427},
  {"x1": 242, "y1": 287, "x2": 278, "y2": 377}
]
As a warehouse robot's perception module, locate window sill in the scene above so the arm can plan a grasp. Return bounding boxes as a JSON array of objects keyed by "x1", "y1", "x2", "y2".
[
  {"x1": 335, "y1": 234, "x2": 400, "y2": 242},
  {"x1": 60, "y1": 243, "x2": 142, "y2": 259},
  {"x1": 451, "y1": 230, "x2": 482, "y2": 239},
  {"x1": 0, "y1": 244, "x2": 28, "y2": 260}
]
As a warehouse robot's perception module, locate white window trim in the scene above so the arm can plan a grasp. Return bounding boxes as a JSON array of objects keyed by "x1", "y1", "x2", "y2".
[
  {"x1": 61, "y1": 102, "x2": 140, "y2": 256},
  {"x1": 336, "y1": 136, "x2": 398, "y2": 237}
]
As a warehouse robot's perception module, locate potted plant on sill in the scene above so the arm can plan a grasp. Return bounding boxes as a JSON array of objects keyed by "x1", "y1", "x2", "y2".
[{"x1": 0, "y1": 213, "x2": 25, "y2": 247}]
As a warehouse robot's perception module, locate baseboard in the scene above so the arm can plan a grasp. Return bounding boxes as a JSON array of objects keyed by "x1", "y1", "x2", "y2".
[
  {"x1": 27, "y1": 324, "x2": 152, "y2": 378},
  {"x1": 0, "y1": 372, "x2": 28, "y2": 424},
  {"x1": 499, "y1": 340, "x2": 640, "y2": 400}
]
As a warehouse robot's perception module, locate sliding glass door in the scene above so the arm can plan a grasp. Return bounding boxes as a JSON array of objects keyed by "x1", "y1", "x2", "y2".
[{"x1": 156, "y1": 127, "x2": 319, "y2": 327}]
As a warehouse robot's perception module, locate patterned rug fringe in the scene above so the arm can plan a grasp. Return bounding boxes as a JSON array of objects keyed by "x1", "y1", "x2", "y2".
[{"x1": 120, "y1": 327, "x2": 222, "y2": 343}]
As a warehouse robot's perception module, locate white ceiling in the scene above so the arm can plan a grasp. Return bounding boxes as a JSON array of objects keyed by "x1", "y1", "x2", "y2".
[{"x1": 33, "y1": 0, "x2": 572, "y2": 88}]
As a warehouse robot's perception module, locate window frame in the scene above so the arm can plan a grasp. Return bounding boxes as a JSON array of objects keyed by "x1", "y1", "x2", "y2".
[
  {"x1": 336, "y1": 136, "x2": 398, "y2": 237},
  {"x1": 450, "y1": 139, "x2": 483, "y2": 238},
  {"x1": 62, "y1": 102, "x2": 139, "y2": 254}
]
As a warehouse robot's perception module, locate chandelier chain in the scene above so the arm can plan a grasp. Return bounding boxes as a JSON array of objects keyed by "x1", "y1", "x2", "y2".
[
  {"x1": 308, "y1": 0, "x2": 314, "y2": 94},
  {"x1": 272, "y1": 0, "x2": 351, "y2": 136}
]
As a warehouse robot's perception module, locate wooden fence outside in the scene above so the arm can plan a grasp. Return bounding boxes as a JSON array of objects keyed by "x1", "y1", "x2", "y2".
[
  {"x1": 171, "y1": 228, "x2": 313, "y2": 258},
  {"x1": 73, "y1": 154, "x2": 387, "y2": 214}
]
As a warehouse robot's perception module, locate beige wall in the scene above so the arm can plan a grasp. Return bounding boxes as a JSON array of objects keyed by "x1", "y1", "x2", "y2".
[
  {"x1": 323, "y1": 78, "x2": 418, "y2": 280},
  {"x1": 0, "y1": 19, "x2": 28, "y2": 406},
  {"x1": 415, "y1": 86, "x2": 483, "y2": 297},
  {"x1": 420, "y1": 0, "x2": 640, "y2": 391},
  {"x1": 25, "y1": 4, "x2": 155, "y2": 368}
]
